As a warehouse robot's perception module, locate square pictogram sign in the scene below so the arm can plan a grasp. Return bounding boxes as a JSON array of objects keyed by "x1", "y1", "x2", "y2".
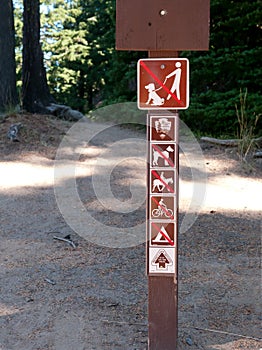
[
  {"x1": 151, "y1": 143, "x2": 177, "y2": 168},
  {"x1": 150, "y1": 169, "x2": 175, "y2": 195},
  {"x1": 150, "y1": 196, "x2": 176, "y2": 221},
  {"x1": 138, "y1": 58, "x2": 189, "y2": 110},
  {"x1": 150, "y1": 222, "x2": 176, "y2": 247},
  {"x1": 149, "y1": 247, "x2": 176, "y2": 274},
  {"x1": 150, "y1": 115, "x2": 178, "y2": 142}
]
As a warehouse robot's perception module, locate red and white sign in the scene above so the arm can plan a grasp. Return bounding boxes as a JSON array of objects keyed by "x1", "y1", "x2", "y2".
[
  {"x1": 150, "y1": 169, "x2": 175, "y2": 194},
  {"x1": 138, "y1": 58, "x2": 189, "y2": 110},
  {"x1": 150, "y1": 196, "x2": 176, "y2": 221},
  {"x1": 150, "y1": 222, "x2": 176, "y2": 247},
  {"x1": 151, "y1": 143, "x2": 177, "y2": 168}
]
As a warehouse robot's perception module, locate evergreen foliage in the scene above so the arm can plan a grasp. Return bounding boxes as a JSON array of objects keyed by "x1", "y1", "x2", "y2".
[
  {"x1": 13, "y1": 0, "x2": 261, "y2": 135},
  {"x1": 181, "y1": 0, "x2": 261, "y2": 135}
]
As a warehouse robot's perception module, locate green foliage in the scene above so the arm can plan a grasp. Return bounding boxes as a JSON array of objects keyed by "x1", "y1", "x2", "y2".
[
  {"x1": 235, "y1": 89, "x2": 261, "y2": 161},
  {"x1": 13, "y1": 0, "x2": 23, "y2": 95},
  {"x1": 2, "y1": 103, "x2": 20, "y2": 117},
  {"x1": 180, "y1": 0, "x2": 262, "y2": 136},
  {"x1": 13, "y1": 0, "x2": 261, "y2": 136},
  {"x1": 40, "y1": 0, "x2": 89, "y2": 110},
  {"x1": 39, "y1": 0, "x2": 148, "y2": 111}
]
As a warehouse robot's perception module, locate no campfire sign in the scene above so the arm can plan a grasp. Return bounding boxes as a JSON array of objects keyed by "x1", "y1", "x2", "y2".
[{"x1": 138, "y1": 58, "x2": 189, "y2": 110}]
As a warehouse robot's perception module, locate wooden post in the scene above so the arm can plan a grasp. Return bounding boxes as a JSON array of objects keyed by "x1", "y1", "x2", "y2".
[
  {"x1": 147, "y1": 51, "x2": 179, "y2": 350},
  {"x1": 115, "y1": 2, "x2": 209, "y2": 348}
]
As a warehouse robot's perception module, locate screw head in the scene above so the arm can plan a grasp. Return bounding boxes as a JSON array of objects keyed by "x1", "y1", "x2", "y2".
[{"x1": 159, "y1": 9, "x2": 168, "y2": 16}]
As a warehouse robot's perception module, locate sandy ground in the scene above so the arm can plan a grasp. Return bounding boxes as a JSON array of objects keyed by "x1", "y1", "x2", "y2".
[{"x1": 0, "y1": 113, "x2": 261, "y2": 350}]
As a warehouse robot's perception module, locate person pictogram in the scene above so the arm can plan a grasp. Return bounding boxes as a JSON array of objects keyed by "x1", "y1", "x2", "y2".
[{"x1": 163, "y1": 62, "x2": 182, "y2": 100}]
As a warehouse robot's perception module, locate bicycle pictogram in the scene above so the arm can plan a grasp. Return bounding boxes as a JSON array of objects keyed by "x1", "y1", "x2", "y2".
[
  {"x1": 151, "y1": 198, "x2": 174, "y2": 219},
  {"x1": 152, "y1": 207, "x2": 173, "y2": 218}
]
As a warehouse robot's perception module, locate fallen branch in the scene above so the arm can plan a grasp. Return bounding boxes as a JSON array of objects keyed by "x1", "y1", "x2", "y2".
[
  {"x1": 46, "y1": 103, "x2": 84, "y2": 121},
  {"x1": 201, "y1": 136, "x2": 262, "y2": 148},
  {"x1": 53, "y1": 235, "x2": 77, "y2": 249},
  {"x1": 200, "y1": 137, "x2": 239, "y2": 147},
  {"x1": 193, "y1": 326, "x2": 261, "y2": 341}
]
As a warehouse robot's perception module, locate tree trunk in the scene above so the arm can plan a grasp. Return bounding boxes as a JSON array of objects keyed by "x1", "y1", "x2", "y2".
[
  {"x1": 22, "y1": 0, "x2": 54, "y2": 113},
  {"x1": 0, "y1": 0, "x2": 18, "y2": 111}
]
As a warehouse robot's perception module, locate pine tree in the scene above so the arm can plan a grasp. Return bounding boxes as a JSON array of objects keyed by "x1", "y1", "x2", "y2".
[
  {"x1": 0, "y1": 0, "x2": 18, "y2": 111},
  {"x1": 22, "y1": 0, "x2": 54, "y2": 113}
]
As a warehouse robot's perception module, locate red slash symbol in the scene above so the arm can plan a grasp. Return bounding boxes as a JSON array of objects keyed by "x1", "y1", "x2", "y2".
[
  {"x1": 152, "y1": 144, "x2": 175, "y2": 168},
  {"x1": 151, "y1": 222, "x2": 174, "y2": 246},
  {"x1": 140, "y1": 60, "x2": 182, "y2": 105},
  {"x1": 151, "y1": 170, "x2": 174, "y2": 193}
]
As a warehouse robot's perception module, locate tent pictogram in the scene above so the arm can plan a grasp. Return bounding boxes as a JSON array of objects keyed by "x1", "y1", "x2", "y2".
[
  {"x1": 152, "y1": 225, "x2": 173, "y2": 245},
  {"x1": 150, "y1": 222, "x2": 175, "y2": 246}
]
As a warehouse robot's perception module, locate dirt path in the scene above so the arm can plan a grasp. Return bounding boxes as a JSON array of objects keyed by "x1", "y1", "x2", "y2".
[{"x1": 0, "y1": 114, "x2": 261, "y2": 349}]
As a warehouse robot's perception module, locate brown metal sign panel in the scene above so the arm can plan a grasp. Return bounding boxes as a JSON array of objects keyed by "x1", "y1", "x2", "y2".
[
  {"x1": 116, "y1": 0, "x2": 210, "y2": 51},
  {"x1": 138, "y1": 58, "x2": 189, "y2": 110}
]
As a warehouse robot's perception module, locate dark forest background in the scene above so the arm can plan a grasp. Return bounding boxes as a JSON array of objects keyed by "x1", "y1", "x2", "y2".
[{"x1": 1, "y1": 0, "x2": 261, "y2": 136}]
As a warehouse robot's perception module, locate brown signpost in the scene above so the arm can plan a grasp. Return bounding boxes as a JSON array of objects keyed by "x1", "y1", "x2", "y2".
[
  {"x1": 146, "y1": 111, "x2": 179, "y2": 350},
  {"x1": 116, "y1": 1, "x2": 210, "y2": 349}
]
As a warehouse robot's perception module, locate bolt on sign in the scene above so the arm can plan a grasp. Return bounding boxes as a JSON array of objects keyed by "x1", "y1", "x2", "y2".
[
  {"x1": 138, "y1": 58, "x2": 189, "y2": 110},
  {"x1": 147, "y1": 114, "x2": 178, "y2": 275}
]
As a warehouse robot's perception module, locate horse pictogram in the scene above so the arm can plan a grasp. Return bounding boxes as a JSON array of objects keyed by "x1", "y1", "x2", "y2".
[
  {"x1": 152, "y1": 171, "x2": 174, "y2": 193},
  {"x1": 152, "y1": 145, "x2": 174, "y2": 167}
]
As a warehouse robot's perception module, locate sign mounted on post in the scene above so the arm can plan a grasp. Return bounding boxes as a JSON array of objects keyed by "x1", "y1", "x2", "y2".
[
  {"x1": 116, "y1": 0, "x2": 210, "y2": 347},
  {"x1": 138, "y1": 58, "x2": 189, "y2": 110},
  {"x1": 147, "y1": 114, "x2": 178, "y2": 276},
  {"x1": 116, "y1": 0, "x2": 210, "y2": 51}
]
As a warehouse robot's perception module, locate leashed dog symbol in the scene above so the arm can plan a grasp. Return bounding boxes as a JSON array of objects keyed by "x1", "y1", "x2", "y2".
[{"x1": 145, "y1": 83, "x2": 164, "y2": 106}]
